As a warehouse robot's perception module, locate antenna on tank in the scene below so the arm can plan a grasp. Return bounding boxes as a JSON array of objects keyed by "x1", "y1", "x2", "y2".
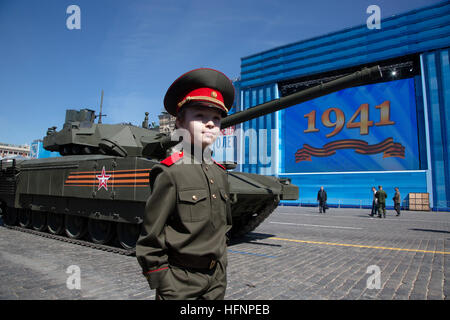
[{"x1": 96, "y1": 89, "x2": 107, "y2": 123}]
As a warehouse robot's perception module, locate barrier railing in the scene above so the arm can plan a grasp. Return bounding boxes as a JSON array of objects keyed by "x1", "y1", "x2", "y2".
[{"x1": 280, "y1": 198, "x2": 450, "y2": 212}]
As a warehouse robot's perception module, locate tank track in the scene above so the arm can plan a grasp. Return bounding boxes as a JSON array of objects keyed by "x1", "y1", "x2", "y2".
[
  {"x1": 231, "y1": 198, "x2": 279, "y2": 238},
  {"x1": 2, "y1": 224, "x2": 136, "y2": 256},
  {"x1": 1, "y1": 198, "x2": 280, "y2": 254}
]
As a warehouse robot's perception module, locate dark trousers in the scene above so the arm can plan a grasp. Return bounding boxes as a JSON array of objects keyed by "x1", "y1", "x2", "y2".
[
  {"x1": 155, "y1": 260, "x2": 227, "y2": 300},
  {"x1": 394, "y1": 203, "x2": 401, "y2": 215},
  {"x1": 378, "y1": 202, "x2": 386, "y2": 217},
  {"x1": 370, "y1": 201, "x2": 378, "y2": 216},
  {"x1": 319, "y1": 201, "x2": 326, "y2": 213}
]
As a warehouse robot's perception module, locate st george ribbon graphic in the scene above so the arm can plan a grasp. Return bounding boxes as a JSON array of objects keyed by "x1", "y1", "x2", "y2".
[
  {"x1": 64, "y1": 168, "x2": 151, "y2": 188},
  {"x1": 295, "y1": 137, "x2": 405, "y2": 162}
]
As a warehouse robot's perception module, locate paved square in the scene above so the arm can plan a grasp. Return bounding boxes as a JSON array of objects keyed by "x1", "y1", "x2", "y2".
[{"x1": 0, "y1": 206, "x2": 448, "y2": 299}]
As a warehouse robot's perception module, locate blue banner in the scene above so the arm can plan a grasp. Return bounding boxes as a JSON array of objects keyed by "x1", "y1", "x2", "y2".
[{"x1": 283, "y1": 78, "x2": 419, "y2": 173}]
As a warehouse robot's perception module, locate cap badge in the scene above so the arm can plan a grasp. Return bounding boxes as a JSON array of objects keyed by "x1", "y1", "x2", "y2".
[{"x1": 211, "y1": 91, "x2": 218, "y2": 98}]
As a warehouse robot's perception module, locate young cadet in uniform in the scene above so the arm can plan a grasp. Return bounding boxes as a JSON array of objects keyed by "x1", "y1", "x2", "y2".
[{"x1": 136, "y1": 68, "x2": 234, "y2": 300}]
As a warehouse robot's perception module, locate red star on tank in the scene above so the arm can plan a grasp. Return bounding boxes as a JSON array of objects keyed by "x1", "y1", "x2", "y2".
[{"x1": 96, "y1": 166, "x2": 111, "y2": 191}]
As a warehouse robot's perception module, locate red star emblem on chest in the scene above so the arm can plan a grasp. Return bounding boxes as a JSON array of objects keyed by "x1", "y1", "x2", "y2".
[{"x1": 96, "y1": 166, "x2": 111, "y2": 191}]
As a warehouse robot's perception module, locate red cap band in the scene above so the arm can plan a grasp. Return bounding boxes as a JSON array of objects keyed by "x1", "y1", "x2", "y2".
[{"x1": 176, "y1": 87, "x2": 227, "y2": 113}]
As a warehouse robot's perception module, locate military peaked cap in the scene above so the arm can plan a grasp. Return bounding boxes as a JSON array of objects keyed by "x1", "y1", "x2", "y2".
[{"x1": 164, "y1": 68, "x2": 235, "y2": 117}]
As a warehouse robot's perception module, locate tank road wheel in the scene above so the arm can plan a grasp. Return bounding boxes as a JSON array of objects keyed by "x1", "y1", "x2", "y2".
[
  {"x1": 3, "y1": 207, "x2": 18, "y2": 226},
  {"x1": 88, "y1": 219, "x2": 114, "y2": 245},
  {"x1": 117, "y1": 222, "x2": 140, "y2": 249},
  {"x1": 65, "y1": 215, "x2": 88, "y2": 239},
  {"x1": 18, "y1": 209, "x2": 32, "y2": 228},
  {"x1": 31, "y1": 211, "x2": 47, "y2": 231},
  {"x1": 47, "y1": 213, "x2": 64, "y2": 235}
]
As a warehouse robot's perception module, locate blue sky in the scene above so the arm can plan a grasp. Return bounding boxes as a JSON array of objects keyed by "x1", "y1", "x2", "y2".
[{"x1": 0, "y1": 0, "x2": 444, "y2": 145}]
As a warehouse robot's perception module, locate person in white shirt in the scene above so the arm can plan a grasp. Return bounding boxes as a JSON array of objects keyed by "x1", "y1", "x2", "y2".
[{"x1": 369, "y1": 186, "x2": 378, "y2": 217}]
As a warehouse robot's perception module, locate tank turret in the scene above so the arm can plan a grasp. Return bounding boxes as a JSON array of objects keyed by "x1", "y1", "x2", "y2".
[{"x1": 43, "y1": 108, "x2": 170, "y2": 159}]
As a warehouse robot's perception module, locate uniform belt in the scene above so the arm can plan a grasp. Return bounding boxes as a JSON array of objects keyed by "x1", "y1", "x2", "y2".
[{"x1": 169, "y1": 253, "x2": 218, "y2": 270}]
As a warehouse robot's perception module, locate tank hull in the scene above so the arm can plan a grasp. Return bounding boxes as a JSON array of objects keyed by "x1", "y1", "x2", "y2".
[{"x1": 0, "y1": 156, "x2": 298, "y2": 248}]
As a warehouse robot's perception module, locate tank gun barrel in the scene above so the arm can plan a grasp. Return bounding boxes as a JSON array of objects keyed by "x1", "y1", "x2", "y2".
[{"x1": 221, "y1": 65, "x2": 382, "y2": 129}]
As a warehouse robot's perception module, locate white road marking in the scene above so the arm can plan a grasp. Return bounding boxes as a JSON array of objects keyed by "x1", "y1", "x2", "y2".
[
  {"x1": 269, "y1": 221, "x2": 363, "y2": 230},
  {"x1": 275, "y1": 212, "x2": 448, "y2": 224}
]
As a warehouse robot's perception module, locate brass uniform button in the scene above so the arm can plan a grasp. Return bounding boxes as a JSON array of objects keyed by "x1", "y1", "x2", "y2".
[
  {"x1": 210, "y1": 179, "x2": 214, "y2": 184},
  {"x1": 212, "y1": 194, "x2": 217, "y2": 199},
  {"x1": 192, "y1": 195, "x2": 198, "y2": 201}
]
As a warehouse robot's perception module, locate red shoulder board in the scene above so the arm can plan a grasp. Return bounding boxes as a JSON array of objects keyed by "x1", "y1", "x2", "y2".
[
  {"x1": 213, "y1": 159, "x2": 226, "y2": 170},
  {"x1": 160, "y1": 151, "x2": 184, "y2": 167}
]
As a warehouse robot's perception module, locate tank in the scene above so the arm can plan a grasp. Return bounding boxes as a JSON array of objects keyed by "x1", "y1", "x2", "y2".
[{"x1": 0, "y1": 66, "x2": 382, "y2": 252}]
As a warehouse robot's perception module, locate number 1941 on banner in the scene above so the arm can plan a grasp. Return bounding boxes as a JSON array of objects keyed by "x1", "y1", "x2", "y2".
[{"x1": 303, "y1": 101, "x2": 395, "y2": 138}]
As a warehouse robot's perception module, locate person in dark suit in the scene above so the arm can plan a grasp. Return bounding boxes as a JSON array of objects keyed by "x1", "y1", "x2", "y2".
[
  {"x1": 369, "y1": 186, "x2": 378, "y2": 217},
  {"x1": 317, "y1": 186, "x2": 327, "y2": 213}
]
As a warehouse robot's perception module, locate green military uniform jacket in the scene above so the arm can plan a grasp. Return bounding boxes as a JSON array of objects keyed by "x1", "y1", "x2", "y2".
[
  {"x1": 376, "y1": 190, "x2": 387, "y2": 204},
  {"x1": 136, "y1": 147, "x2": 232, "y2": 289}
]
